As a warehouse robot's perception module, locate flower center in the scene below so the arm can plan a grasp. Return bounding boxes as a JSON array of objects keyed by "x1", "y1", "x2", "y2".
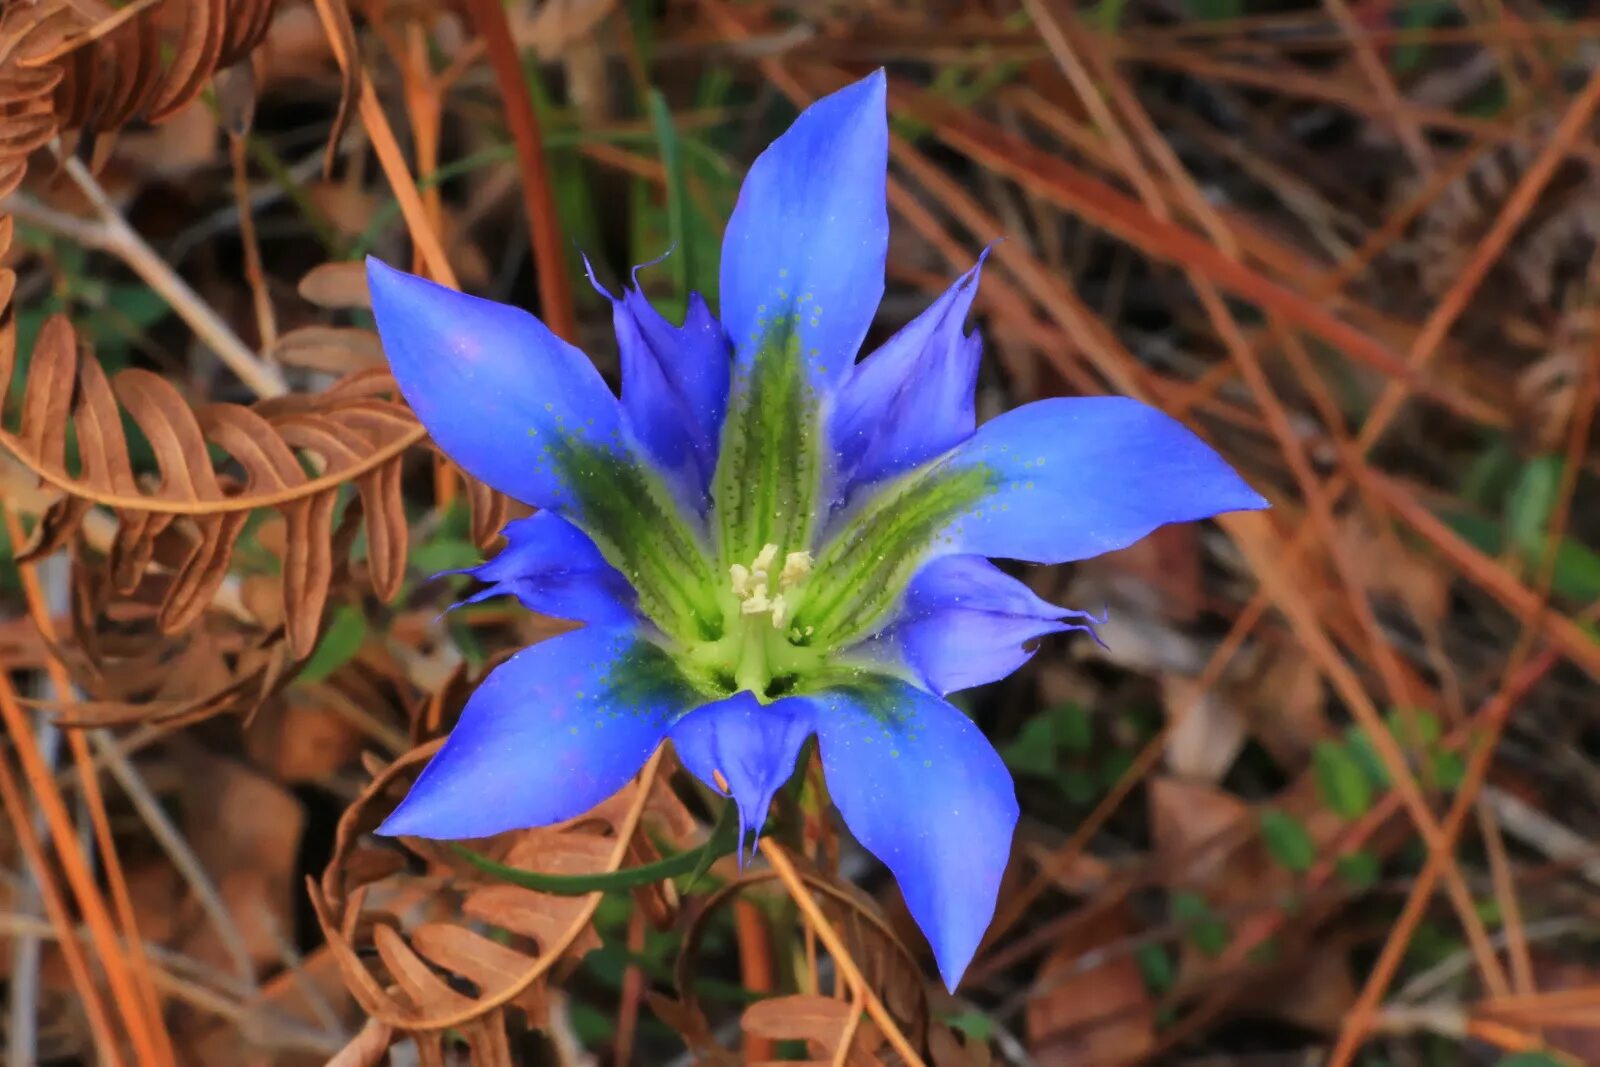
[
  {"x1": 729, "y1": 542, "x2": 813, "y2": 632},
  {"x1": 684, "y1": 540, "x2": 825, "y2": 700}
]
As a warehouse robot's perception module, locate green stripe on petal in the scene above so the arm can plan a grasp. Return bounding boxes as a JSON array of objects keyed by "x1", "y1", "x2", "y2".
[
  {"x1": 796, "y1": 460, "x2": 997, "y2": 647},
  {"x1": 534, "y1": 432, "x2": 723, "y2": 641},
  {"x1": 711, "y1": 316, "x2": 825, "y2": 567}
]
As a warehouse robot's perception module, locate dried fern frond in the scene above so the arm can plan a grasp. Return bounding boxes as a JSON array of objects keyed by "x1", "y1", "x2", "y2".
[
  {"x1": 311, "y1": 744, "x2": 695, "y2": 1044},
  {"x1": 0, "y1": 301, "x2": 422, "y2": 655}
]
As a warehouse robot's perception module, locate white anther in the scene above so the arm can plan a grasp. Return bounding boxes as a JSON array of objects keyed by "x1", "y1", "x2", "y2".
[
  {"x1": 752, "y1": 543, "x2": 779, "y2": 577},
  {"x1": 769, "y1": 594, "x2": 791, "y2": 629},
  {"x1": 778, "y1": 550, "x2": 813, "y2": 590},
  {"x1": 740, "y1": 581, "x2": 772, "y2": 615},
  {"x1": 729, "y1": 563, "x2": 754, "y2": 599}
]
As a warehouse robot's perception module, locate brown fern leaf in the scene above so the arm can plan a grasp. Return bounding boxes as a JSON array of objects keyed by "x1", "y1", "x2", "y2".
[
  {"x1": 48, "y1": 540, "x2": 293, "y2": 728},
  {"x1": 311, "y1": 741, "x2": 694, "y2": 1040},
  {"x1": 0, "y1": 0, "x2": 290, "y2": 199},
  {"x1": 0, "y1": 316, "x2": 421, "y2": 656}
]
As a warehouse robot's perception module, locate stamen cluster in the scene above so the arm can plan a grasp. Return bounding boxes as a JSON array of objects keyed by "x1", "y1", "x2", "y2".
[{"x1": 729, "y1": 543, "x2": 813, "y2": 630}]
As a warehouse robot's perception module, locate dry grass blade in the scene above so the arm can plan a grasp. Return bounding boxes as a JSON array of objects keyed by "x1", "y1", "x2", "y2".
[{"x1": 760, "y1": 844, "x2": 926, "y2": 1066}]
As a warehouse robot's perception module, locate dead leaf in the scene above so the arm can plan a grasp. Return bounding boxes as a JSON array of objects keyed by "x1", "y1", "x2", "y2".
[
  {"x1": 1161, "y1": 674, "x2": 1247, "y2": 783},
  {"x1": 297, "y1": 261, "x2": 372, "y2": 310},
  {"x1": 176, "y1": 748, "x2": 305, "y2": 972},
  {"x1": 511, "y1": 0, "x2": 617, "y2": 61},
  {"x1": 1025, "y1": 904, "x2": 1156, "y2": 1065},
  {"x1": 742, "y1": 994, "x2": 886, "y2": 1066}
]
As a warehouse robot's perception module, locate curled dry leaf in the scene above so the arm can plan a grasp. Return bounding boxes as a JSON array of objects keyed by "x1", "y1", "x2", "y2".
[
  {"x1": 0, "y1": 0, "x2": 282, "y2": 195},
  {"x1": 311, "y1": 735, "x2": 695, "y2": 1037},
  {"x1": 670, "y1": 861, "x2": 932, "y2": 1062},
  {"x1": 742, "y1": 994, "x2": 886, "y2": 1066}
]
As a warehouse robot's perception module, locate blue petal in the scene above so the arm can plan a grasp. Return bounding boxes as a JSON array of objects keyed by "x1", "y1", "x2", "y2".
[
  {"x1": 830, "y1": 252, "x2": 987, "y2": 496},
  {"x1": 869, "y1": 555, "x2": 1102, "y2": 695},
  {"x1": 602, "y1": 264, "x2": 731, "y2": 507},
  {"x1": 805, "y1": 678, "x2": 1018, "y2": 991},
  {"x1": 720, "y1": 71, "x2": 888, "y2": 387},
  {"x1": 444, "y1": 511, "x2": 638, "y2": 627},
  {"x1": 369, "y1": 257, "x2": 727, "y2": 640},
  {"x1": 376, "y1": 627, "x2": 698, "y2": 839},
  {"x1": 670, "y1": 691, "x2": 814, "y2": 852},
  {"x1": 366, "y1": 257, "x2": 623, "y2": 511},
  {"x1": 945, "y1": 396, "x2": 1269, "y2": 563}
]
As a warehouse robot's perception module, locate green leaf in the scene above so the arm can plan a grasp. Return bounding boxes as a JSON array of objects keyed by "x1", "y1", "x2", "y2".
[
  {"x1": 1314, "y1": 740, "x2": 1373, "y2": 820},
  {"x1": 646, "y1": 88, "x2": 693, "y2": 315},
  {"x1": 1345, "y1": 727, "x2": 1391, "y2": 789},
  {"x1": 1386, "y1": 707, "x2": 1442, "y2": 749},
  {"x1": 411, "y1": 536, "x2": 483, "y2": 578},
  {"x1": 1057, "y1": 702, "x2": 1094, "y2": 753},
  {"x1": 1393, "y1": 0, "x2": 1458, "y2": 73},
  {"x1": 1247, "y1": 936, "x2": 1281, "y2": 965},
  {"x1": 1336, "y1": 850, "x2": 1382, "y2": 890},
  {"x1": 1171, "y1": 890, "x2": 1230, "y2": 957},
  {"x1": 1098, "y1": 747, "x2": 1135, "y2": 790},
  {"x1": 1088, "y1": 0, "x2": 1131, "y2": 31},
  {"x1": 1003, "y1": 714, "x2": 1061, "y2": 777},
  {"x1": 1187, "y1": 0, "x2": 1242, "y2": 19},
  {"x1": 1508, "y1": 455, "x2": 1563, "y2": 560},
  {"x1": 1259, "y1": 808, "x2": 1316, "y2": 873},
  {"x1": 1549, "y1": 537, "x2": 1600, "y2": 603},
  {"x1": 941, "y1": 1011, "x2": 995, "y2": 1043},
  {"x1": 1062, "y1": 773, "x2": 1098, "y2": 806},
  {"x1": 298, "y1": 605, "x2": 368, "y2": 683},
  {"x1": 1135, "y1": 943, "x2": 1176, "y2": 994},
  {"x1": 1432, "y1": 749, "x2": 1466, "y2": 792},
  {"x1": 1460, "y1": 437, "x2": 1520, "y2": 507},
  {"x1": 1497, "y1": 1052, "x2": 1571, "y2": 1067}
]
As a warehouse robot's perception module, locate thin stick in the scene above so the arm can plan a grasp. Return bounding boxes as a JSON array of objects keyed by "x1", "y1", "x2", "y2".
[
  {"x1": 759, "y1": 841, "x2": 924, "y2": 1066},
  {"x1": 735, "y1": 898, "x2": 776, "y2": 1060},
  {"x1": 613, "y1": 907, "x2": 647, "y2": 1067},
  {"x1": 1324, "y1": 648, "x2": 1569, "y2": 1066},
  {"x1": 2, "y1": 506, "x2": 177, "y2": 1063},
  {"x1": 0, "y1": 670, "x2": 160, "y2": 1063},
  {"x1": 0, "y1": 744, "x2": 125, "y2": 1065},
  {"x1": 831, "y1": 988, "x2": 865, "y2": 1067},
  {"x1": 229, "y1": 132, "x2": 278, "y2": 351},
  {"x1": 309, "y1": 0, "x2": 458, "y2": 290},
  {"x1": 54, "y1": 157, "x2": 288, "y2": 398},
  {"x1": 464, "y1": 0, "x2": 578, "y2": 341}
]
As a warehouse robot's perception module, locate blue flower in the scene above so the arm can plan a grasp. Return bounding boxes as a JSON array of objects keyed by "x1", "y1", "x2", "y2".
[{"x1": 366, "y1": 70, "x2": 1267, "y2": 991}]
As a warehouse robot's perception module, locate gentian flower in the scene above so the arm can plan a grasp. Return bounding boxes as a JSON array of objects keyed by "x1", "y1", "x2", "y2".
[{"x1": 367, "y1": 71, "x2": 1267, "y2": 990}]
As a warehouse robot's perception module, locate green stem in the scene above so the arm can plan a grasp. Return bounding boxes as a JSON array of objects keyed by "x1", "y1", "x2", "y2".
[{"x1": 450, "y1": 801, "x2": 746, "y2": 895}]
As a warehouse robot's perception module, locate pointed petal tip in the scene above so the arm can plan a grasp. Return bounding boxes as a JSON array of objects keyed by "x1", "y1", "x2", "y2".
[
  {"x1": 372, "y1": 804, "x2": 426, "y2": 839},
  {"x1": 364, "y1": 253, "x2": 414, "y2": 295},
  {"x1": 938, "y1": 955, "x2": 970, "y2": 995}
]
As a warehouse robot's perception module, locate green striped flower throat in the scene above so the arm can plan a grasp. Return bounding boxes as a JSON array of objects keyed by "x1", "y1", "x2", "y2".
[{"x1": 662, "y1": 318, "x2": 995, "y2": 703}]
